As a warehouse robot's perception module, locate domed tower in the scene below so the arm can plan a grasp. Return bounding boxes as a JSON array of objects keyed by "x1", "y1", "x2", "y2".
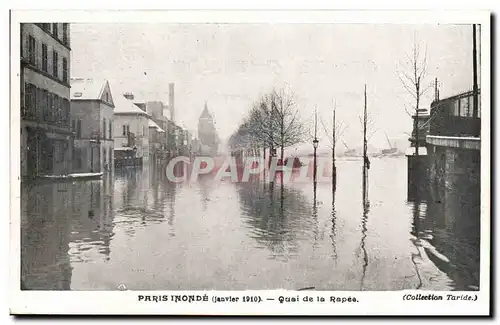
[{"x1": 198, "y1": 102, "x2": 219, "y2": 156}]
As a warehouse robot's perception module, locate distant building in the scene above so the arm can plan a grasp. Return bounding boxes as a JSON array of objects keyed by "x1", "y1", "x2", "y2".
[
  {"x1": 70, "y1": 78, "x2": 115, "y2": 174},
  {"x1": 198, "y1": 102, "x2": 219, "y2": 156},
  {"x1": 113, "y1": 93, "x2": 151, "y2": 165},
  {"x1": 20, "y1": 23, "x2": 72, "y2": 179},
  {"x1": 148, "y1": 119, "x2": 165, "y2": 162},
  {"x1": 145, "y1": 101, "x2": 169, "y2": 154}
]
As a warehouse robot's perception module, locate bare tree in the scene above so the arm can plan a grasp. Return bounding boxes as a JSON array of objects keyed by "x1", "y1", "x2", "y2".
[
  {"x1": 231, "y1": 87, "x2": 308, "y2": 182},
  {"x1": 269, "y1": 88, "x2": 308, "y2": 165},
  {"x1": 397, "y1": 35, "x2": 432, "y2": 156},
  {"x1": 320, "y1": 100, "x2": 347, "y2": 175}
]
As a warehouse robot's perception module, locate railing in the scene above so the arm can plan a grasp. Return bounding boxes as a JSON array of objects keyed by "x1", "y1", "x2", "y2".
[{"x1": 429, "y1": 91, "x2": 481, "y2": 138}]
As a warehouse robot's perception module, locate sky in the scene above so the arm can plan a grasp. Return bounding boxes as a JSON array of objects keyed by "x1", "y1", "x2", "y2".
[{"x1": 70, "y1": 23, "x2": 478, "y2": 149}]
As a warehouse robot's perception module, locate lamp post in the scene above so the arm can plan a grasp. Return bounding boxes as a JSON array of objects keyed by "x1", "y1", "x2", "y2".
[{"x1": 313, "y1": 138, "x2": 319, "y2": 183}]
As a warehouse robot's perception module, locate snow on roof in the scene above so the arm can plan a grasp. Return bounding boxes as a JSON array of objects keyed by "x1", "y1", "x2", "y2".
[
  {"x1": 114, "y1": 94, "x2": 151, "y2": 116},
  {"x1": 70, "y1": 78, "x2": 107, "y2": 100},
  {"x1": 148, "y1": 119, "x2": 165, "y2": 132}
]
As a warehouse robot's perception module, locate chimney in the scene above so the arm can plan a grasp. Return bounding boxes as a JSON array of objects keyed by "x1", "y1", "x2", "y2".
[
  {"x1": 169, "y1": 83, "x2": 175, "y2": 122},
  {"x1": 123, "y1": 92, "x2": 134, "y2": 100}
]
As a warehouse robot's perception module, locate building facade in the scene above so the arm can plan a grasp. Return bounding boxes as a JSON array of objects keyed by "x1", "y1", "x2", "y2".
[
  {"x1": 113, "y1": 93, "x2": 151, "y2": 165},
  {"x1": 70, "y1": 78, "x2": 115, "y2": 174},
  {"x1": 21, "y1": 23, "x2": 72, "y2": 179}
]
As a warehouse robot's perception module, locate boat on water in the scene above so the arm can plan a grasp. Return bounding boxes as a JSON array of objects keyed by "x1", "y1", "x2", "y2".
[
  {"x1": 381, "y1": 147, "x2": 398, "y2": 155},
  {"x1": 375, "y1": 132, "x2": 403, "y2": 157}
]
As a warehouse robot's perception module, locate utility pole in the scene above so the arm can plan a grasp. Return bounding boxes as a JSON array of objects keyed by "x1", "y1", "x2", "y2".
[
  {"x1": 472, "y1": 24, "x2": 479, "y2": 119},
  {"x1": 434, "y1": 78, "x2": 439, "y2": 101},
  {"x1": 332, "y1": 100, "x2": 337, "y2": 179},
  {"x1": 313, "y1": 106, "x2": 319, "y2": 184},
  {"x1": 363, "y1": 85, "x2": 369, "y2": 193}
]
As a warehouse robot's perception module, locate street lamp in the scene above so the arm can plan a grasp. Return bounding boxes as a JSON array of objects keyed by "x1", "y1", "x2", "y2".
[
  {"x1": 313, "y1": 106, "x2": 319, "y2": 184},
  {"x1": 313, "y1": 138, "x2": 319, "y2": 183}
]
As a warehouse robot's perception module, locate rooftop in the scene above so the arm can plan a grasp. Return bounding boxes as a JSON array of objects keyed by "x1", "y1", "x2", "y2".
[
  {"x1": 70, "y1": 78, "x2": 108, "y2": 100},
  {"x1": 148, "y1": 119, "x2": 165, "y2": 133},
  {"x1": 200, "y1": 101, "x2": 212, "y2": 118},
  {"x1": 114, "y1": 94, "x2": 151, "y2": 116}
]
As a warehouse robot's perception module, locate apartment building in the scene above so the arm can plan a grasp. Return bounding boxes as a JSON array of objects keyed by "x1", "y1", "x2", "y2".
[{"x1": 20, "y1": 23, "x2": 72, "y2": 179}]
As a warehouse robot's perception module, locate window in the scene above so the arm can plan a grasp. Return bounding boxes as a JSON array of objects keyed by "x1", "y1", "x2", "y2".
[
  {"x1": 62, "y1": 58, "x2": 68, "y2": 83},
  {"x1": 62, "y1": 23, "x2": 68, "y2": 45},
  {"x1": 47, "y1": 92, "x2": 53, "y2": 122},
  {"x1": 76, "y1": 119, "x2": 82, "y2": 138},
  {"x1": 105, "y1": 93, "x2": 109, "y2": 102},
  {"x1": 478, "y1": 96, "x2": 481, "y2": 118},
  {"x1": 75, "y1": 148, "x2": 82, "y2": 169},
  {"x1": 453, "y1": 99, "x2": 460, "y2": 116},
  {"x1": 460, "y1": 96, "x2": 471, "y2": 117},
  {"x1": 39, "y1": 89, "x2": 46, "y2": 120},
  {"x1": 52, "y1": 50, "x2": 58, "y2": 78},
  {"x1": 62, "y1": 99, "x2": 69, "y2": 127},
  {"x1": 28, "y1": 35, "x2": 36, "y2": 65},
  {"x1": 72, "y1": 120, "x2": 76, "y2": 132},
  {"x1": 103, "y1": 148, "x2": 107, "y2": 168},
  {"x1": 23, "y1": 83, "x2": 30, "y2": 116},
  {"x1": 123, "y1": 125, "x2": 128, "y2": 136},
  {"x1": 34, "y1": 87, "x2": 40, "y2": 119},
  {"x1": 52, "y1": 23, "x2": 58, "y2": 39},
  {"x1": 103, "y1": 118, "x2": 106, "y2": 140},
  {"x1": 40, "y1": 44, "x2": 47, "y2": 72},
  {"x1": 109, "y1": 121, "x2": 112, "y2": 139},
  {"x1": 53, "y1": 94, "x2": 60, "y2": 125}
]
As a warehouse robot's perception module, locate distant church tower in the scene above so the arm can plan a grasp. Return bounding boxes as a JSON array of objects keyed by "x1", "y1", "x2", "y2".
[{"x1": 198, "y1": 101, "x2": 219, "y2": 156}]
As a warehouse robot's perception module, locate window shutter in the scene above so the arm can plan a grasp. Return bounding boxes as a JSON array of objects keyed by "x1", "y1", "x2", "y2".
[
  {"x1": 47, "y1": 46, "x2": 53, "y2": 74},
  {"x1": 34, "y1": 38, "x2": 40, "y2": 68},
  {"x1": 23, "y1": 34, "x2": 29, "y2": 61}
]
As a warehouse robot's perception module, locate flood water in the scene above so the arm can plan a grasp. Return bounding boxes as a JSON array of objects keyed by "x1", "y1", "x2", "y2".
[{"x1": 20, "y1": 157, "x2": 480, "y2": 291}]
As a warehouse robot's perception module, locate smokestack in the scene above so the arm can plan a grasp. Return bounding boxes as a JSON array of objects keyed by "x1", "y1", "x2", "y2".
[
  {"x1": 169, "y1": 83, "x2": 175, "y2": 122},
  {"x1": 123, "y1": 92, "x2": 134, "y2": 100}
]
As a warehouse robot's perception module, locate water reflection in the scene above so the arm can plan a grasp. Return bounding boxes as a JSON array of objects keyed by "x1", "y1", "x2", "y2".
[
  {"x1": 408, "y1": 172, "x2": 480, "y2": 291},
  {"x1": 330, "y1": 182, "x2": 338, "y2": 261},
  {"x1": 359, "y1": 175, "x2": 369, "y2": 290},
  {"x1": 21, "y1": 178, "x2": 114, "y2": 290},
  {"x1": 236, "y1": 179, "x2": 315, "y2": 261},
  {"x1": 114, "y1": 165, "x2": 168, "y2": 236}
]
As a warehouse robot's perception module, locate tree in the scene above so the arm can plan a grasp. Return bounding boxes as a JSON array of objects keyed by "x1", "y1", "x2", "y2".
[
  {"x1": 320, "y1": 100, "x2": 347, "y2": 177},
  {"x1": 397, "y1": 35, "x2": 432, "y2": 156},
  {"x1": 268, "y1": 88, "x2": 308, "y2": 165}
]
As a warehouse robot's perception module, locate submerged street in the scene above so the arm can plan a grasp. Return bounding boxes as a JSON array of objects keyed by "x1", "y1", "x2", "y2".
[{"x1": 20, "y1": 157, "x2": 480, "y2": 291}]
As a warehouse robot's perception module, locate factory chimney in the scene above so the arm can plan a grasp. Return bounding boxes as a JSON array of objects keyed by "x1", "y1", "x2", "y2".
[{"x1": 169, "y1": 83, "x2": 175, "y2": 122}]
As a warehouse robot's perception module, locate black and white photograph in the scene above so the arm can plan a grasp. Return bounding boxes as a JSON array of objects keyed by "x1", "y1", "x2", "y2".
[{"x1": 9, "y1": 9, "x2": 491, "y2": 316}]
